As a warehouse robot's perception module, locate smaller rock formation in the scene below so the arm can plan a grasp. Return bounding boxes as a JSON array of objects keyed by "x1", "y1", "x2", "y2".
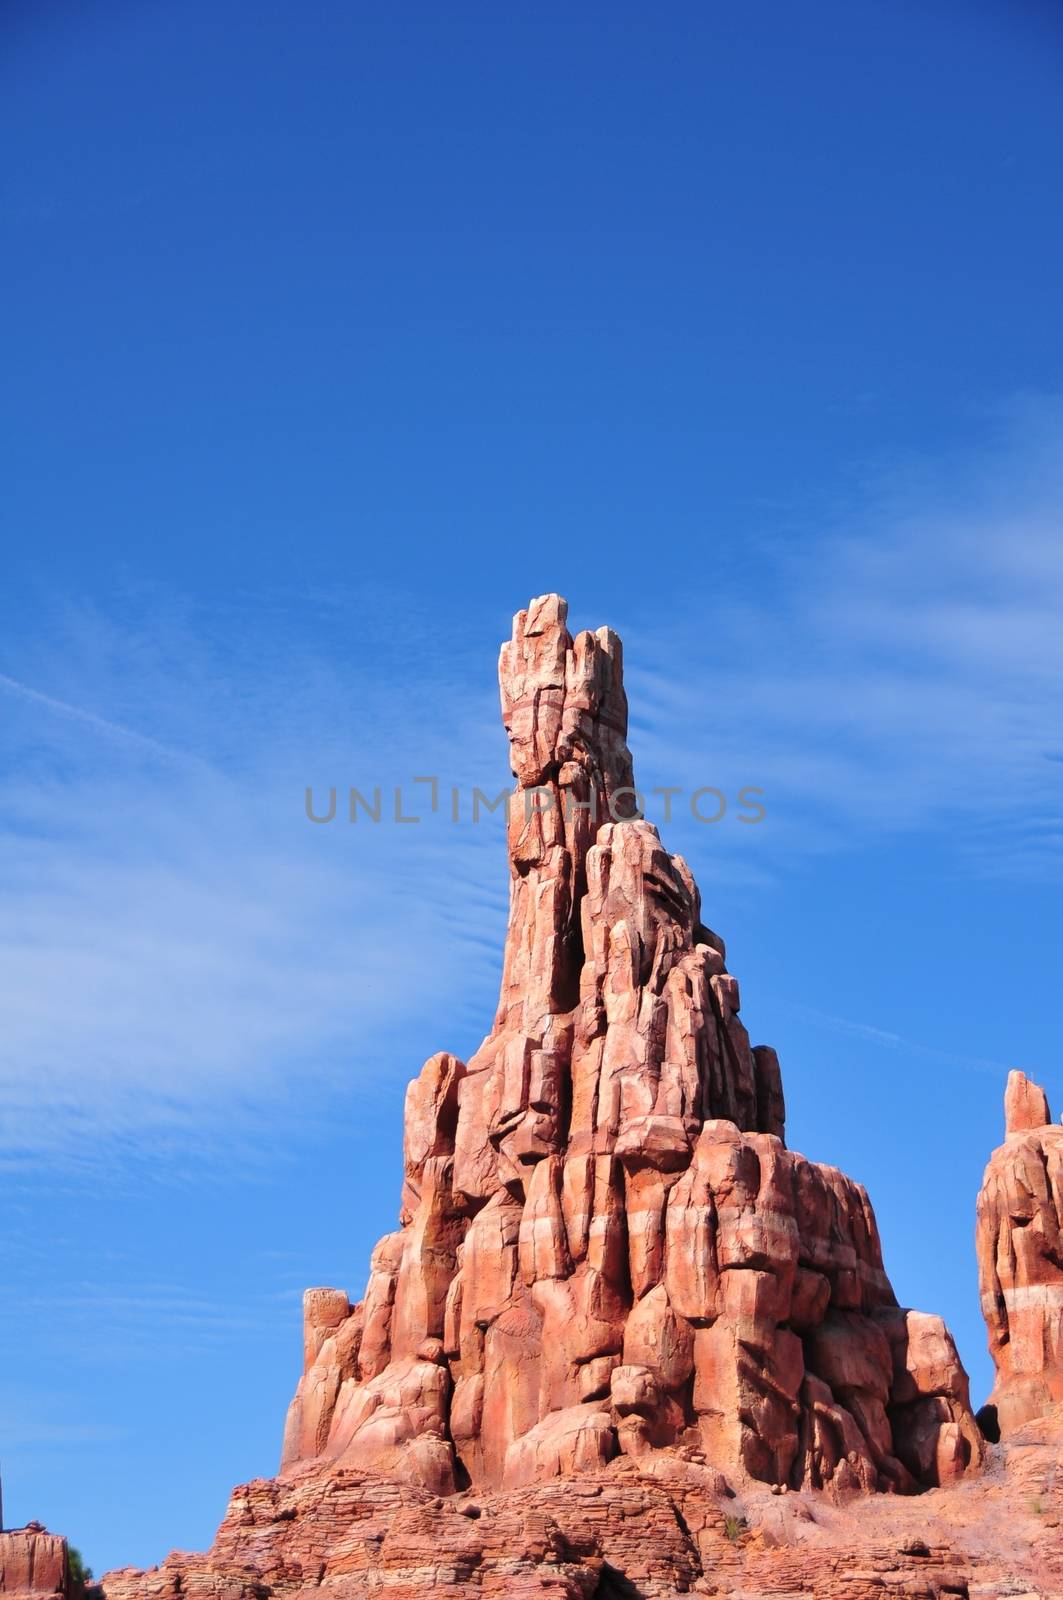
[
  {"x1": 0, "y1": 1527, "x2": 72, "y2": 1598},
  {"x1": 977, "y1": 1069, "x2": 1063, "y2": 1434}
]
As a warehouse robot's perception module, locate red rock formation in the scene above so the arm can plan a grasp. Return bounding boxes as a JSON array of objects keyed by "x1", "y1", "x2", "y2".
[
  {"x1": 977, "y1": 1068, "x2": 1063, "y2": 1434},
  {"x1": 0, "y1": 1527, "x2": 71, "y2": 1598},
  {"x1": 281, "y1": 595, "x2": 982, "y2": 1498},
  {"x1": 101, "y1": 594, "x2": 1063, "y2": 1600}
]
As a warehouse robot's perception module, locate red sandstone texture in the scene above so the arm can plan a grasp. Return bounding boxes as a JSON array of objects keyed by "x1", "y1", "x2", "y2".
[
  {"x1": 99, "y1": 1410, "x2": 1063, "y2": 1600},
  {"x1": 280, "y1": 595, "x2": 981, "y2": 1500},
  {"x1": 977, "y1": 1069, "x2": 1063, "y2": 1435},
  {"x1": 87, "y1": 596, "x2": 1063, "y2": 1597},
  {"x1": 0, "y1": 1527, "x2": 72, "y2": 1598}
]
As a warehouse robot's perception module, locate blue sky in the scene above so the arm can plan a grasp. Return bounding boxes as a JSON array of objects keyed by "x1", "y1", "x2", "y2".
[{"x1": 2, "y1": 0, "x2": 1062, "y2": 1576}]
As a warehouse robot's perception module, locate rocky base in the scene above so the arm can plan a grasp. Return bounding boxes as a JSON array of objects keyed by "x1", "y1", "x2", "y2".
[{"x1": 102, "y1": 1406, "x2": 1063, "y2": 1600}]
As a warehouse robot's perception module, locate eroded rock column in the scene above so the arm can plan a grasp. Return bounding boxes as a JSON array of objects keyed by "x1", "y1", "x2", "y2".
[{"x1": 977, "y1": 1069, "x2": 1063, "y2": 1434}]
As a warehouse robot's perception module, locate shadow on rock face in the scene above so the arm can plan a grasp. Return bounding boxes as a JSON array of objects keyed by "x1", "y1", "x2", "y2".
[
  {"x1": 592, "y1": 1564, "x2": 646, "y2": 1600},
  {"x1": 976, "y1": 1403, "x2": 1000, "y2": 1444}
]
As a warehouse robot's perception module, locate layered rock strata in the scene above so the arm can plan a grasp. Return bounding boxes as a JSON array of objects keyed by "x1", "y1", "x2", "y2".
[
  {"x1": 977, "y1": 1068, "x2": 1063, "y2": 1435},
  {"x1": 281, "y1": 594, "x2": 982, "y2": 1498},
  {"x1": 101, "y1": 1420, "x2": 1063, "y2": 1600}
]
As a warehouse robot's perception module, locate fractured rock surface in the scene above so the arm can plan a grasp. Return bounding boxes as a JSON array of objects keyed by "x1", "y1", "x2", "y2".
[
  {"x1": 281, "y1": 595, "x2": 982, "y2": 1498},
  {"x1": 101, "y1": 1405, "x2": 1063, "y2": 1600},
  {"x1": 977, "y1": 1068, "x2": 1063, "y2": 1434},
  {"x1": 0, "y1": 1528, "x2": 72, "y2": 1598}
]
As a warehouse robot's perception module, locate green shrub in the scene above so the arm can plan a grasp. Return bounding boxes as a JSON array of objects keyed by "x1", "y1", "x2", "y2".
[{"x1": 67, "y1": 1548, "x2": 94, "y2": 1586}]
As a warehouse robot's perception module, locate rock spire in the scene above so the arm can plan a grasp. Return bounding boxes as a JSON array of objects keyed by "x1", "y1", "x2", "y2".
[
  {"x1": 977, "y1": 1069, "x2": 1063, "y2": 1434},
  {"x1": 281, "y1": 595, "x2": 982, "y2": 1496}
]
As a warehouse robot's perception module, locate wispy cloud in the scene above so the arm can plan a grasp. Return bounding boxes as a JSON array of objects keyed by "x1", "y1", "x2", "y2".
[
  {"x1": 780, "y1": 1003, "x2": 1014, "y2": 1080},
  {"x1": 1, "y1": 1417, "x2": 127, "y2": 1450},
  {"x1": 3, "y1": 404, "x2": 1060, "y2": 1165},
  {"x1": 620, "y1": 395, "x2": 1063, "y2": 877},
  {"x1": 0, "y1": 671, "x2": 192, "y2": 766},
  {"x1": 0, "y1": 591, "x2": 510, "y2": 1166}
]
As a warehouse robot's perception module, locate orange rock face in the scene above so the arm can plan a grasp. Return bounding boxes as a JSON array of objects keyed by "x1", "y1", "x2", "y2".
[
  {"x1": 977, "y1": 1069, "x2": 1063, "y2": 1434},
  {"x1": 0, "y1": 1528, "x2": 70, "y2": 1598},
  {"x1": 281, "y1": 595, "x2": 982, "y2": 1498}
]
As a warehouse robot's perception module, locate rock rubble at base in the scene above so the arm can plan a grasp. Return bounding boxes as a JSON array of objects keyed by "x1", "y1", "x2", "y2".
[{"x1": 101, "y1": 1418, "x2": 1063, "y2": 1600}]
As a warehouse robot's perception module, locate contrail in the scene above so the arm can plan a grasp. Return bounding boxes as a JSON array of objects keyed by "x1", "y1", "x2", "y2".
[
  {"x1": 784, "y1": 1003, "x2": 1015, "y2": 1080},
  {"x1": 0, "y1": 671, "x2": 193, "y2": 766}
]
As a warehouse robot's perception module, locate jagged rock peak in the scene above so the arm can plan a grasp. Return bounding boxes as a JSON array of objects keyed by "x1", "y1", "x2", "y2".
[
  {"x1": 281, "y1": 596, "x2": 982, "y2": 1500},
  {"x1": 498, "y1": 592, "x2": 633, "y2": 798},
  {"x1": 1004, "y1": 1067, "x2": 1052, "y2": 1134},
  {"x1": 977, "y1": 1070, "x2": 1063, "y2": 1434}
]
